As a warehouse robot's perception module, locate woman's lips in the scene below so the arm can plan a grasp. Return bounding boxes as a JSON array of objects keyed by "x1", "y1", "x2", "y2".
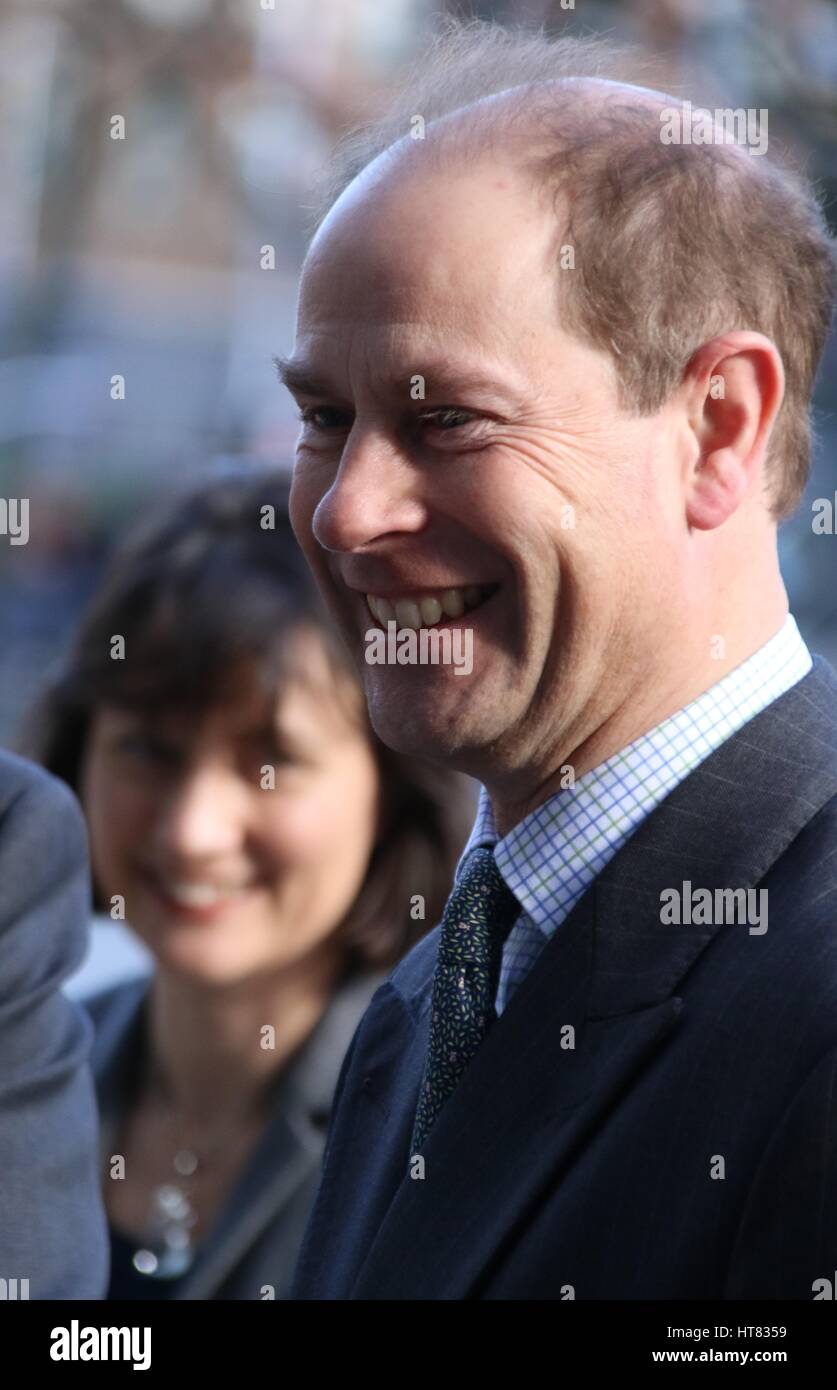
[{"x1": 141, "y1": 873, "x2": 260, "y2": 923}]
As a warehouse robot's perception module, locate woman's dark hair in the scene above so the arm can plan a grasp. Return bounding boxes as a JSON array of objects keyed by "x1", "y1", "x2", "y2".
[{"x1": 20, "y1": 470, "x2": 473, "y2": 970}]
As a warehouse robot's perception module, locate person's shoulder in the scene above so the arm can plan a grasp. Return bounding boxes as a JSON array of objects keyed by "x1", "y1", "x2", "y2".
[
  {"x1": 774, "y1": 784, "x2": 837, "y2": 926},
  {"x1": 782, "y1": 654, "x2": 837, "y2": 750},
  {"x1": 0, "y1": 752, "x2": 88, "y2": 959},
  {"x1": 727, "y1": 785, "x2": 837, "y2": 1037},
  {"x1": 0, "y1": 748, "x2": 85, "y2": 838},
  {"x1": 775, "y1": 786, "x2": 837, "y2": 937}
]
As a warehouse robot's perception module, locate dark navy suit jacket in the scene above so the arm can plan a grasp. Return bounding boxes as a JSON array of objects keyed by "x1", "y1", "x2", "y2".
[
  {"x1": 0, "y1": 750, "x2": 108, "y2": 1298},
  {"x1": 291, "y1": 658, "x2": 837, "y2": 1299}
]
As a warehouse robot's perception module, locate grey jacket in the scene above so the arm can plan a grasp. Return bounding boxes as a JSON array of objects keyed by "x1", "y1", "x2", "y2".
[
  {"x1": 0, "y1": 749, "x2": 108, "y2": 1299},
  {"x1": 84, "y1": 966, "x2": 383, "y2": 1299}
]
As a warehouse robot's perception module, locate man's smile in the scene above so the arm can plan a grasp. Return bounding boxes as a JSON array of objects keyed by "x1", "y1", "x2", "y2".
[{"x1": 365, "y1": 582, "x2": 498, "y2": 630}]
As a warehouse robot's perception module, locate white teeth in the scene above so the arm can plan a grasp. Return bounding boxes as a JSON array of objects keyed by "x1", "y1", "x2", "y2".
[
  {"x1": 158, "y1": 882, "x2": 242, "y2": 907},
  {"x1": 366, "y1": 584, "x2": 492, "y2": 629},
  {"x1": 394, "y1": 598, "x2": 422, "y2": 630},
  {"x1": 441, "y1": 588, "x2": 465, "y2": 618}
]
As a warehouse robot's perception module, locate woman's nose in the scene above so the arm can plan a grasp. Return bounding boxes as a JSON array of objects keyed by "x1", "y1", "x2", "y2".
[{"x1": 150, "y1": 763, "x2": 250, "y2": 863}]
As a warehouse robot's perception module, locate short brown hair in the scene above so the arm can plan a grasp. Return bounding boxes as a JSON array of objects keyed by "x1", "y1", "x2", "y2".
[
  {"x1": 19, "y1": 472, "x2": 473, "y2": 971},
  {"x1": 313, "y1": 19, "x2": 836, "y2": 520}
]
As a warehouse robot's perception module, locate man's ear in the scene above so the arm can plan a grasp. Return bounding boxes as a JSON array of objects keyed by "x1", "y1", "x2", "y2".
[{"x1": 680, "y1": 332, "x2": 785, "y2": 531}]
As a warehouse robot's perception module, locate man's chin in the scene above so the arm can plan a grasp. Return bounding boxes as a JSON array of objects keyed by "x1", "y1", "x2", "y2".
[{"x1": 363, "y1": 669, "x2": 496, "y2": 764}]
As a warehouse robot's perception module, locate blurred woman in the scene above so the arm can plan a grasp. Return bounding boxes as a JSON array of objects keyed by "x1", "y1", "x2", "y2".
[{"x1": 24, "y1": 472, "x2": 470, "y2": 1300}]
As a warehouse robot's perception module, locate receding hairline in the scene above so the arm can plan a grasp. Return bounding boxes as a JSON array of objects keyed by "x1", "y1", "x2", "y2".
[{"x1": 316, "y1": 76, "x2": 757, "y2": 237}]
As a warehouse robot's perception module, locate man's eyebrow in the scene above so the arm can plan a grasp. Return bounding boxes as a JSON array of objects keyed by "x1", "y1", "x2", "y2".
[
  {"x1": 273, "y1": 355, "x2": 336, "y2": 397},
  {"x1": 274, "y1": 354, "x2": 522, "y2": 403}
]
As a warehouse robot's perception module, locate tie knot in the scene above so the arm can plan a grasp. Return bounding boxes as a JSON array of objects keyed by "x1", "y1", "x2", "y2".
[{"x1": 459, "y1": 845, "x2": 518, "y2": 907}]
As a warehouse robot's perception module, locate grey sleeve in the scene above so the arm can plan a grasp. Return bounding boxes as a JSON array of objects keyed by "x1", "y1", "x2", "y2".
[{"x1": 0, "y1": 768, "x2": 109, "y2": 1299}]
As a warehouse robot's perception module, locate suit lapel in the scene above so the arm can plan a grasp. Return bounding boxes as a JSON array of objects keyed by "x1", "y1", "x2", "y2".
[{"x1": 351, "y1": 658, "x2": 837, "y2": 1299}]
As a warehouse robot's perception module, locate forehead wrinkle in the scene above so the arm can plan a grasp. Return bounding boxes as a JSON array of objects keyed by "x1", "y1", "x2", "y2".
[{"x1": 287, "y1": 335, "x2": 533, "y2": 408}]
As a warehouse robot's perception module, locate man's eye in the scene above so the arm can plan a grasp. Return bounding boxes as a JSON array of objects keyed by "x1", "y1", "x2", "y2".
[
  {"x1": 423, "y1": 408, "x2": 476, "y2": 431},
  {"x1": 297, "y1": 406, "x2": 351, "y2": 431}
]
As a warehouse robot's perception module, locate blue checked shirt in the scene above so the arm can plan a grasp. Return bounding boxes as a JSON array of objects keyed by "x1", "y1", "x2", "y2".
[{"x1": 457, "y1": 615, "x2": 812, "y2": 1015}]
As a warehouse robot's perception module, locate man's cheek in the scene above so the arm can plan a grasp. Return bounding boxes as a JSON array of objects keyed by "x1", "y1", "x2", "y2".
[
  {"x1": 290, "y1": 479, "x2": 325, "y2": 556},
  {"x1": 489, "y1": 428, "x2": 601, "y2": 506},
  {"x1": 288, "y1": 473, "x2": 313, "y2": 541}
]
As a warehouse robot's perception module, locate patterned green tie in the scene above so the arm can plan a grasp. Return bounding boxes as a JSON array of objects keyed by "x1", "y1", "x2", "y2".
[{"x1": 409, "y1": 848, "x2": 520, "y2": 1157}]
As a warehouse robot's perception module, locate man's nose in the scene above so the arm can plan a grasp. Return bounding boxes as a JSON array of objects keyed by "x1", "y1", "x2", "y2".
[{"x1": 312, "y1": 428, "x2": 427, "y2": 553}]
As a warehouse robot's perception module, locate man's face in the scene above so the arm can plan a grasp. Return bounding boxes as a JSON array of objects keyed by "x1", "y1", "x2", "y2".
[{"x1": 287, "y1": 153, "x2": 681, "y2": 781}]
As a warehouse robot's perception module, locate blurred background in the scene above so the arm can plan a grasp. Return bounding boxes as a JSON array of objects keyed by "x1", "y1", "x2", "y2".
[{"x1": 0, "y1": 0, "x2": 834, "y2": 991}]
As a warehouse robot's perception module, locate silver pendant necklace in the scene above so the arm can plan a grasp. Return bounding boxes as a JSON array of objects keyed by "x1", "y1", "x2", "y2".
[{"x1": 129, "y1": 1085, "x2": 243, "y2": 1281}]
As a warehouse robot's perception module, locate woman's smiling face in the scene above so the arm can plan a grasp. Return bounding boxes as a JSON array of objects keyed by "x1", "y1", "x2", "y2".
[{"x1": 80, "y1": 632, "x2": 381, "y2": 987}]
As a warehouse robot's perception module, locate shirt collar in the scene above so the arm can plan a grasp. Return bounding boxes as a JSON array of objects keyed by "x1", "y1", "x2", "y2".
[{"x1": 459, "y1": 614, "x2": 812, "y2": 936}]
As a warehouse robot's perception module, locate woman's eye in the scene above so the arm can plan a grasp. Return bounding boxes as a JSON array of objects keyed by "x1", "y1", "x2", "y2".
[
  {"x1": 244, "y1": 742, "x2": 280, "y2": 771},
  {"x1": 114, "y1": 733, "x2": 173, "y2": 764},
  {"x1": 240, "y1": 738, "x2": 302, "y2": 778}
]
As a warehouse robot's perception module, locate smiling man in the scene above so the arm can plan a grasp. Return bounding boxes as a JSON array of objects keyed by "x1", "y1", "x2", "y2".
[{"x1": 283, "y1": 24, "x2": 837, "y2": 1299}]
